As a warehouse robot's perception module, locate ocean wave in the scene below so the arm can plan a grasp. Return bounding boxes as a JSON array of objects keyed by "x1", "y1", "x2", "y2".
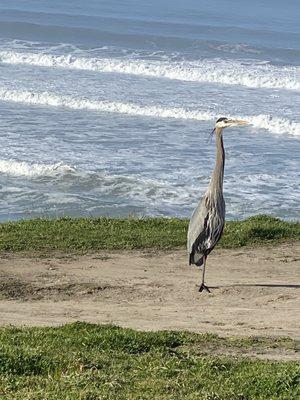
[
  {"x1": 0, "y1": 159, "x2": 196, "y2": 206},
  {"x1": 91, "y1": 172, "x2": 196, "y2": 206},
  {"x1": 246, "y1": 115, "x2": 300, "y2": 137},
  {"x1": 0, "y1": 88, "x2": 299, "y2": 136},
  {"x1": 0, "y1": 49, "x2": 299, "y2": 91},
  {"x1": 0, "y1": 88, "x2": 215, "y2": 120},
  {"x1": 0, "y1": 159, "x2": 75, "y2": 177}
]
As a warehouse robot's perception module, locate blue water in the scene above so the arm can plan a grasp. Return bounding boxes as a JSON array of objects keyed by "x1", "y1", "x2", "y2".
[{"x1": 0, "y1": 0, "x2": 299, "y2": 221}]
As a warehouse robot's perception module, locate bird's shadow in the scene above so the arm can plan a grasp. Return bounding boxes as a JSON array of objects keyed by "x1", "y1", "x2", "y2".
[{"x1": 209, "y1": 284, "x2": 300, "y2": 289}]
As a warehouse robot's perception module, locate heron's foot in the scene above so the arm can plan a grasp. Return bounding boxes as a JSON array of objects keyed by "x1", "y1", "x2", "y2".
[{"x1": 199, "y1": 283, "x2": 211, "y2": 293}]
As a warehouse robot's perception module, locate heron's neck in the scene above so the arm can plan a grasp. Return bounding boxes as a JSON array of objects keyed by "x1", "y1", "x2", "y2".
[{"x1": 209, "y1": 128, "x2": 225, "y2": 194}]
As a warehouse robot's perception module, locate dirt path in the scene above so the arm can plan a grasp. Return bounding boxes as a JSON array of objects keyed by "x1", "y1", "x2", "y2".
[{"x1": 0, "y1": 242, "x2": 299, "y2": 342}]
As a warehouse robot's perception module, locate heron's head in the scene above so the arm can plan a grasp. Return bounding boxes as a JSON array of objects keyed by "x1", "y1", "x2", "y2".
[{"x1": 215, "y1": 117, "x2": 248, "y2": 129}]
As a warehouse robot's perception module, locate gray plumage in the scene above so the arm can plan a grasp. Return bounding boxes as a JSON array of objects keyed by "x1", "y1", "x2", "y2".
[{"x1": 187, "y1": 117, "x2": 248, "y2": 292}]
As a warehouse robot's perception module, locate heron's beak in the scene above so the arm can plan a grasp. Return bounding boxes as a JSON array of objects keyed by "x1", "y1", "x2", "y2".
[{"x1": 227, "y1": 119, "x2": 248, "y2": 126}]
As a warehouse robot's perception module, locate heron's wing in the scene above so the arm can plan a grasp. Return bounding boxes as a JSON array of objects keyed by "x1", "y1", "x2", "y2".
[{"x1": 187, "y1": 195, "x2": 210, "y2": 255}]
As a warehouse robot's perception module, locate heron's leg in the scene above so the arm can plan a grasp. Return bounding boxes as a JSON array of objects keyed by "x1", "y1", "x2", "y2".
[{"x1": 199, "y1": 255, "x2": 211, "y2": 293}]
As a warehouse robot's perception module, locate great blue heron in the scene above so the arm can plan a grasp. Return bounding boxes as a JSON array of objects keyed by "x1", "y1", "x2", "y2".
[{"x1": 187, "y1": 117, "x2": 248, "y2": 293}]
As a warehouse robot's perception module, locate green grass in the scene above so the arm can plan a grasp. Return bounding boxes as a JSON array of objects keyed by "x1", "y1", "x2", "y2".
[
  {"x1": 0, "y1": 323, "x2": 299, "y2": 400},
  {"x1": 0, "y1": 215, "x2": 299, "y2": 253}
]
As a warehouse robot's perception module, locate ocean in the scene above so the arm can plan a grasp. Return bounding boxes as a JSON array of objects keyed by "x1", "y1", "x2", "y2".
[{"x1": 0, "y1": 0, "x2": 299, "y2": 221}]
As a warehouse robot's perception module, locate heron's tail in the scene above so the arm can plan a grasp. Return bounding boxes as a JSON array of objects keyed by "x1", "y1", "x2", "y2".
[{"x1": 189, "y1": 253, "x2": 204, "y2": 267}]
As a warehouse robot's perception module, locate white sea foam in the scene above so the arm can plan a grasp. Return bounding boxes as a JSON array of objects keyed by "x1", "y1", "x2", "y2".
[
  {"x1": 246, "y1": 115, "x2": 300, "y2": 137},
  {"x1": 1, "y1": 50, "x2": 299, "y2": 91},
  {"x1": 0, "y1": 159, "x2": 75, "y2": 177},
  {"x1": 0, "y1": 88, "x2": 299, "y2": 136},
  {"x1": 0, "y1": 158, "x2": 195, "y2": 205}
]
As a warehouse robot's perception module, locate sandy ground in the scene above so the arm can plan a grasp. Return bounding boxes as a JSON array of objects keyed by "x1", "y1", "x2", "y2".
[{"x1": 0, "y1": 242, "x2": 299, "y2": 343}]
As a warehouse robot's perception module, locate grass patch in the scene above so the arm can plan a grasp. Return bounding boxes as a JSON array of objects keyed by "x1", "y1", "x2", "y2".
[
  {"x1": 0, "y1": 322, "x2": 299, "y2": 399},
  {"x1": 0, "y1": 215, "x2": 299, "y2": 253}
]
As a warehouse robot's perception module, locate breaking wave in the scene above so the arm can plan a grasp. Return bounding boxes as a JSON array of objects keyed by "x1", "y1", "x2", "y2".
[
  {"x1": 1, "y1": 50, "x2": 299, "y2": 91},
  {"x1": 246, "y1": 115, "x2": 300, "y2": 137},
  {"x1": 0, "y1": 88, "x2": 299, "y2": 136},
  {"x1": 0, "y1": 87, "x2": 215, "y2": 120},
  {"x1": 0, "y1": 159, "x2": 75, "y2": 177}
]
